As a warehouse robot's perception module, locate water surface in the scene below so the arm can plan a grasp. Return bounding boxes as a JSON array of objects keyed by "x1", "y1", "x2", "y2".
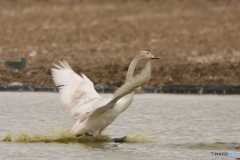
[{"x1": 0, "y1": 92, "x2": 240, "y2": 160}]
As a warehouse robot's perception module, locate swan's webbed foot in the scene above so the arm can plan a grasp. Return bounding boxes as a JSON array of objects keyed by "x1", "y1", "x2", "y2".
[
  {"x1": 76, "y1": 133, "x2": 126, "y2": 142},
  {"x1": 112, "y1": 136, "x2": 127, "y2": 143}
]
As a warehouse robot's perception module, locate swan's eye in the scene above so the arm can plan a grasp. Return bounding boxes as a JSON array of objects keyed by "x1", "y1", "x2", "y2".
[{"x1": 147, "y1": 52, "x2": 149, "y2": 54}]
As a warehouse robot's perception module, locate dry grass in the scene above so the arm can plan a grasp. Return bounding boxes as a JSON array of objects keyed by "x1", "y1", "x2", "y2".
[{"x1": 0, "y1": 0, "x2": 240, "y2": 87}]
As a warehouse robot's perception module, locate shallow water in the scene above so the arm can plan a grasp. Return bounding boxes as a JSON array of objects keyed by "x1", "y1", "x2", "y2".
[{"x1": 0, "y1": 92, "x2": 240, "y2": 160}]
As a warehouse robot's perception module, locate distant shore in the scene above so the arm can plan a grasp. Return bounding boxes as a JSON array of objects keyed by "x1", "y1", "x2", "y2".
[
  {"x1": 1, "y1": 1, "x2": 240, "y2": 89},
  {"x1": 1, "y1": 84, "x2": 240, "y2": 94}
]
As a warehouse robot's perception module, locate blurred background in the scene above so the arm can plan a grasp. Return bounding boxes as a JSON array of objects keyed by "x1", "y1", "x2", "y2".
[{"x1": 0, "y1": 0, "x2": 239, "y2": 87}]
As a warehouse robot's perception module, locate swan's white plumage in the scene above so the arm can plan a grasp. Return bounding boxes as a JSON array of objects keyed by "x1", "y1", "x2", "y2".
[
  {"x1": 51, "y1": 51, "x2": 157, "y2": 137},
  {"x1": 51, "y1": 60, "x2": 101, "y2": 113},
  {"x1": 74, "y1": 62, "x2": 151, "y2": 122}
]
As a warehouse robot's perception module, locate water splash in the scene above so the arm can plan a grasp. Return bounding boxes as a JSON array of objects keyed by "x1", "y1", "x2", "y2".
[
  {"x1": 3, "y1": 127, "x2": 156, "y2": 143},
  {"x1": 125, "y1": 132, "x2": 157, "y2": 143},
  {"x1": 3, "y1": 128, "x2": 111, "y2": 143}
]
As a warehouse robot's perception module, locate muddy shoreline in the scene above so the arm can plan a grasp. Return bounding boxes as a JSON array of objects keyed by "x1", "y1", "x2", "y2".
[
  {"x1": 0, "y1": 1, "x2": 240, "y2": 90},
  {"x1": 1, "y1": 84, "x2": 240, "y2": 94}
]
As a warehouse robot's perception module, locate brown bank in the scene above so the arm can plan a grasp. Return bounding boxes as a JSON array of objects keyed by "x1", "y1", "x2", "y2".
[{"x1": 0, "y1": 0, "x2": 240, "y2": 93}]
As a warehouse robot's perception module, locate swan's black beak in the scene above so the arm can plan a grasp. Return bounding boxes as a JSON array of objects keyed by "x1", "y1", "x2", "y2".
[
  {"x1": 149, "y1": 53, "x2": 159, "y2": 60},
  {"x1": 151, "y1": 56, "x2": 159, "y2": 60}
]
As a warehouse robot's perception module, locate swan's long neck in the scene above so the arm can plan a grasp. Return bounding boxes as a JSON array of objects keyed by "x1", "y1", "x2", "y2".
[
  {"x1": 125, "y1": 57, "x2": 141, "y2": 82},
  {"x1": 114, "y1": 56, "x2": 141, "y2": 115}
]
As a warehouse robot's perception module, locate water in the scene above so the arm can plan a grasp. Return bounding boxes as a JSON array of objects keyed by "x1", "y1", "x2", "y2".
[{"x1": 0, "y1": 92, "x2": 240, "y2": 160}]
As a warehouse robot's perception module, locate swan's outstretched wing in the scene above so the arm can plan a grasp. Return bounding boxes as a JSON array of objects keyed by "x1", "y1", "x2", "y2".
[
  {"x1": 74, "y1": 62, "x2": 152, "y2": 121},
  {"x1": 51, "y1": 60, "x2": 101, "y2": 113}
]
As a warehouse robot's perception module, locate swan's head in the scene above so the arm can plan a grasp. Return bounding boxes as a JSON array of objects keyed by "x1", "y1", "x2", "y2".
[{"x1": 137, "y1": 51, "x2": 159, "y2": 60}]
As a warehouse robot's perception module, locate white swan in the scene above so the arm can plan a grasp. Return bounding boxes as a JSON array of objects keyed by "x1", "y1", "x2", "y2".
[{"x1": 51, "y1": 51, "x2": 158, "y2": 141}]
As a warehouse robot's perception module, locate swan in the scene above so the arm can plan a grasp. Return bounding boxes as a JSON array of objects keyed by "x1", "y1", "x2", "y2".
[{"x1": 51, "y1": 51, "x2": 158, "y2": 142}]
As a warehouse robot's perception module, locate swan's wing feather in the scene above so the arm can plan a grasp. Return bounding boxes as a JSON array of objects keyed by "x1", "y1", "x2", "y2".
[
  {"x1": 85, "y1": 62, "x2": 152, "y2": 118},
  {"x1": 70, "y1": 98, "x2": 110, "y2": 122},
  {"x1": 52, "y1": 60, "x2": 82, "y2": 86},
  {"x1": 51, "y1": 60, "x2": 101, "y2": 113}
]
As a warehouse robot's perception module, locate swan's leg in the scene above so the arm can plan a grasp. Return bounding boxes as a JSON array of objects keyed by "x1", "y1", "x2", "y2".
[
  {"x1": 84, "y1": 132, "x2": 93, "y2": 137},
  {"x1": 112, "y1": 136, "x2": 127, "y2": 143},
  {"x1": 75, "y1": 133, "x2": 83, "y2": 137},
  {"x1": 75, "y1": 132, "x2": 93, "y2": 138}
]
